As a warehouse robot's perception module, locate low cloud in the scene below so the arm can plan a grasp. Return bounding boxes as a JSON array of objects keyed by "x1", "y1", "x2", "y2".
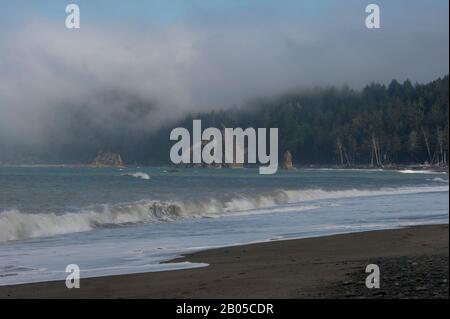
[{"x1": 0, "y1": 1, "x2": 448, "y2": 161}]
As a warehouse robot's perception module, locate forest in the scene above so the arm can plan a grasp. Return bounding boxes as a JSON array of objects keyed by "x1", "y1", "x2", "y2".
[
  {"x1": 1, "y1": 76, "x2": 448, "y2": 167},
  {"x1": 144, "y1": 76, "x2": 449, "y2": 167}
]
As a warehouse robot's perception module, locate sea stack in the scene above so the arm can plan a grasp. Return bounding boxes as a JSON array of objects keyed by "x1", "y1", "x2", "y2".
[
  {"x1": 281, "y1": 151, "x2": 294, "y2": 170},
  {"x1": 91, "y1": 151, "x2": 124, "y2": 168}
]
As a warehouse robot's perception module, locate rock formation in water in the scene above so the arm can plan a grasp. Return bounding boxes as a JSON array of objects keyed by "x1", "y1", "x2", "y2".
[
  {"x1": 185, "y1": 124, "x2": 244, "y2": 169},
  {"x1": 281, "y1": 151, "x2": 294, "y2": 170},
  {"x1": 91, "y1": 151, "x2": 124, "y2": 167}
]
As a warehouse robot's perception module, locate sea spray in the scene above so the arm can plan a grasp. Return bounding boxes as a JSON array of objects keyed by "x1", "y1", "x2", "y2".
[
  {"x1": 0, "y1": 185, "x2": 447, "y2": 243},
  {"x1": 123, "y1": 172, "x2": 151, "y2": 180}
]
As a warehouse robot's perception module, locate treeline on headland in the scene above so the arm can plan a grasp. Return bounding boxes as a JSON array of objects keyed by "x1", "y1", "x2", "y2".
[
  {"x1": 1, "y1": 76, "x2": 448, "y2": 167},
  {"x1": 145, "y1": 76, "x2": 449, "y2": 167}
]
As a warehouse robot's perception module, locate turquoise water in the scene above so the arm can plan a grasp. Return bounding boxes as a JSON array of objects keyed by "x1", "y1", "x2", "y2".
[{"x1": 0, "y1": 167, "x2": 448, "y2": 285}]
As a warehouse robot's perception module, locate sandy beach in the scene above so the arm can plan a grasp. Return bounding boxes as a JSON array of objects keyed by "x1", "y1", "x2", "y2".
[{"x1": 0, "y1": 224, "x2": 448, "y2": 299}]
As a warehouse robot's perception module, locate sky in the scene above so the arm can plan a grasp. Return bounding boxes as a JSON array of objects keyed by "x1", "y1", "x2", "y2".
[
  {"x1": 0, "y1": 0, "x2": 448, "y2": 160},
  {"x1": 0, "y1": 0, "x2": 328, "y2": 25}
]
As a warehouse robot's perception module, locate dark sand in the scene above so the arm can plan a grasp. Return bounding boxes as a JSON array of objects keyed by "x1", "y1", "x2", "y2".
[{"x1": 0, "y1": 224, "x2": 448, "y2": 299}]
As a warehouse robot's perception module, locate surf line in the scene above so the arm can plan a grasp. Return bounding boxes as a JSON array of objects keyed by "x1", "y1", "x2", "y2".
[{"x1": 169, "y1": 120, "x2": 279, "y2": 175}]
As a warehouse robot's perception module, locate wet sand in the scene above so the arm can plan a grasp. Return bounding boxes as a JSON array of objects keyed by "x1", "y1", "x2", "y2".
[{"x1": 0, "y1": 224, "x2": 448, "y2": 299}]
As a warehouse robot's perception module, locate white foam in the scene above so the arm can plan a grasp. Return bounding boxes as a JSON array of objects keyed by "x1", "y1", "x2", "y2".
[
  {"x1": 282, "y1": 186, "x2": 448, "y2": 202},
  {"x1": 0, "y1": 185, "x2": 447, "y2": 243},
  {"x1": 312, "y1": 168, "x2": 385, "y2": 172},
  {"x1": 398, "y1": 169, "x2": 447, "y2": 175},
  {"x1": 429, "y1": 177, "x2": 449, "y2": 183},
  {"x1": 123, "y1": 172, "x2": 151, "y2": 180}
]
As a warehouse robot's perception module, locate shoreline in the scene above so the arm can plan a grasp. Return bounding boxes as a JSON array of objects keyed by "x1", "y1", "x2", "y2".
[
  {"x1": 1, "y1": 164, "x2": 448, "y2": 172},
  {"x1": 0, "y1": 224, "x2": 448, "y2": 299}
]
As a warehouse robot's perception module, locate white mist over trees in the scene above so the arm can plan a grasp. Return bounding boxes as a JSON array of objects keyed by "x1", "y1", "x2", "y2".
[{"x1": 0, "y1": 1, "x2": 448, "y2": 164}]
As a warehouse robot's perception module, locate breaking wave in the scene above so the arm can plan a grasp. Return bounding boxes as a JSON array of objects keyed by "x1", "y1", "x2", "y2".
[
  {"x1": 0, "y1": 186, "x2": 448, "y2": 243},
  {"x1": 429, "y1": 177, "x2": 449, "y2": 184},
  {"x1": 123, "y1": 172, "x2": 151, "y2": 180},
  {"x1": 398, "y1": 169, "x2": 447, "y2": 175}
]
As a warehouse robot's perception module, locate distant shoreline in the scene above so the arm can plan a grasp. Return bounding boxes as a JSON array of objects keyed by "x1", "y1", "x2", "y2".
[
  {"x1": 1, "y1": 163, "x2": 448, "y2": 172},
  {"x1": 0, "y1": 224, "x2": 448, "y2": 299}
]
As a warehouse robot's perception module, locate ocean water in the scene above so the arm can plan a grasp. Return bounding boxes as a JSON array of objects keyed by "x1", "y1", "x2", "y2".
[{"x1": 0, "y1": 167, "x2": 448, "y2": 285}]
